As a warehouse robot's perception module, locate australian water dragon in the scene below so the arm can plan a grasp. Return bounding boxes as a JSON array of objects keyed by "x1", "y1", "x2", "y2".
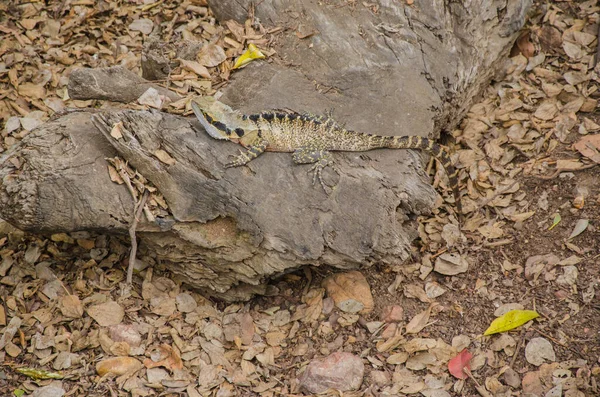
[{"x1": 191, "y1": 96, "x2": 462, "y2": 216}]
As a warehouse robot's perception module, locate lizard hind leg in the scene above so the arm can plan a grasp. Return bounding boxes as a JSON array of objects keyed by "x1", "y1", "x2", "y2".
[{"x1": 292, "y1": 146, "x2": 338, "y2": 193}]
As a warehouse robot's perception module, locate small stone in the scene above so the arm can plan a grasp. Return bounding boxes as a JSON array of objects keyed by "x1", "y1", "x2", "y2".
[{"x1": 298, "y1": 352, "x2": 364, "y2": 394}]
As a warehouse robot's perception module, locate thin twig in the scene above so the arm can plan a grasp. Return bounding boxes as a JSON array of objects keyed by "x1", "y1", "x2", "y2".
[
  {"x1": 127, "y1": 190, "x2": 149, "y2": 284},
  {"x1": 532, "y1": 163, "x2": 596, "y2": 180},
  {"x1": 510, "y1": 328, "x2": 526, "y2": 368},
  {"x1": 532, "y1": 327, "x2": 584, "y2": 359},
  {"x1": 477, "y1": 179, "x2": 519, "y2": 210},
  {"x1": 594, "y1": 19, "x2": 600, "y2": 68}
]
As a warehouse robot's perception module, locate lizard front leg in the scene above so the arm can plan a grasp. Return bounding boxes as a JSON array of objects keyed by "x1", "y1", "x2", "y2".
[
  {"x1": 225, "y1": 139, "x2": 269, "y2": 168},
  {"x1": 292, "y1": 145, "x2": 338, "y2": 192}
]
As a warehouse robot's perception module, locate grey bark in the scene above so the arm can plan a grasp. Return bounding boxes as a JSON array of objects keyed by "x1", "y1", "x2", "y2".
[{"x1": 0, "y1": 0, "x2": 532, "y2": 299}]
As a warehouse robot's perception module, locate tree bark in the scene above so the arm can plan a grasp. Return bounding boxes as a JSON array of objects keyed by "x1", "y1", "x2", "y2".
[{"x1": 0, "y1": 0, "x2": 532, "y2": 299}]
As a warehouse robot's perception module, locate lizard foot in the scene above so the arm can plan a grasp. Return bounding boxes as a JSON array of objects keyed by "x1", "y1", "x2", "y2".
[
  {"x1": 309, "y1": 158, "x2": 338, "y2": 194},
  {"x1": 224, "y1": 150, "x2": 251, "y2": 168}
]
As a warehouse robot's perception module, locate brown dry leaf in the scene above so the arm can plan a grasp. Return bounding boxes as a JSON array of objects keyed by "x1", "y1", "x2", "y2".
[
  {"x1": 153, "y1": 149, "x2": 176, "y2": 166},
  {"x1": 129, "y1": 18, "x2": 154, "y2": 35},
  {"x1": 96, "y1": 357, "x2": 143, "y2": 376},
  {"x1": 511, "y1": 32, "x2": 535, "y2": 58},
  {"x1": 573, "y1": 135, "x2": 600, "y2": 163},
  {"x1": 556, "y1": 159, "x2": 583, "y2": 170},
  {"x1": 525, "y1": 337, "x2": 556, "y2": 366},
  {"x1": 107, "y1": 165, "x2": 124, "y2": 184},
  {"x1": 479, "y1": 222, "x2": 504, "y2": 239},
  {"x1": 534, "y1": 100, "x2": 558, "y2": 120},
  {"x1": 197, "y1": 43, "x2": 227, "y2": 67},
  {"x1": 144, "y1": 344, "x2": 184, "y2": 371},
  {"x1": 434, "y1": 253, "x2": 469, "y2": 275},
  {"x1": 59, "y1": 295, "x2": 83, "y2": 318},
  {"x1": 87, "y1": 301, "x2": 124, "y2": 326},
  {"x1": 322, "y1": 270, "x2": 373, "y2": 314},
  {"x1": 179, "y1": 59, "x2": 211, "y2": 79},
  {"x1": 110, "y1": 122, "x2": 123, "y2": 140},
  {"x1": 17, "y1": 83, "x2": 46, "y2": 99},
  {"x1": 562, "y1": 41, "x2": 583, "y2": 60},
  {"x1": 405, "y1": 304, "x2": 434, "y2": 334},
  {"x1": 537, "y1": 26, "x2": 562, "y2": 51},
  {"x1": 403, "y1": 284, "x2": 432, "y2": 303}
]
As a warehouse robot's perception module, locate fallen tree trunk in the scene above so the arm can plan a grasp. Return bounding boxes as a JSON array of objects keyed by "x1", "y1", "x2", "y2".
[{"x1": 0, "y1": 0, "x2": 532, "y2": 299}]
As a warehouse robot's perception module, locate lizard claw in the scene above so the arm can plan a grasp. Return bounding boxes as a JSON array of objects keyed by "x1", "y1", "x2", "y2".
[{"x1": 309, "y1": 158, "x2": 336, "y2": 194}]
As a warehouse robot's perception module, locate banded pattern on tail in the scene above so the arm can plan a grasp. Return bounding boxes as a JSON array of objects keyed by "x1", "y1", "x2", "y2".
[{"x1": 384, "y1": 136, "x2": 461, "y2": 215}]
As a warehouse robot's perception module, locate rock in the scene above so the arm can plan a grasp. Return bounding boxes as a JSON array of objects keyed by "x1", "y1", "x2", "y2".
[
  {"x1": 322, "y1": 271, "x2": 373, "y2": 314},
  {"x1": 298, "y1": 352, "x2": 364, "y2": 394}
]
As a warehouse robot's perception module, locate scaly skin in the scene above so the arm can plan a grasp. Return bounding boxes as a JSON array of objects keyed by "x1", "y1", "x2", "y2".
[{"x1": 191, "y1": 96, "x2": 462, "y2": 216}]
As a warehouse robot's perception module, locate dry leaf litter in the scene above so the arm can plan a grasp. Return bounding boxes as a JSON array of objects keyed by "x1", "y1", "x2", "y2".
[{"x1": 1, "y1": 0, "x2": 600, "y2": 396}]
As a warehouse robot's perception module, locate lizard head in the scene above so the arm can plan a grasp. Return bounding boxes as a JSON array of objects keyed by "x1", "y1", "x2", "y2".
[{"x1": 191, "y1": 96, "x2": 240, "y2": 141}]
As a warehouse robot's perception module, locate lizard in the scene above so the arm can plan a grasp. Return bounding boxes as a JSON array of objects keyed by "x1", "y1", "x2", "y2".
[{"x1": 191, "y1": 96, "x2": 462, "y2": 217}]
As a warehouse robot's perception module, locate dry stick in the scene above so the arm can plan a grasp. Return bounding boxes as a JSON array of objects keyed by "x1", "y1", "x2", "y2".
[
  {"x1": 533, "y1": 163, "x2": 597, "y2": 180},
  {"x1": 463, "y1": 368, "x2": 493, "y2": 397},
  {"x1": 532, "y1": 327, "x2": 584, "y2": 359},
  {"x1": 476, "y1": 179, "x2": 519, "y2": 210},
  {"x1": 510, "y1": 328, "x2": 527, "y2": 368},
  {"x1": 128, "y1": 190, "x2": 149, "y2": 284},
  {"x1": 595, "y1": 20, "x2": 600, "y2": 68}
]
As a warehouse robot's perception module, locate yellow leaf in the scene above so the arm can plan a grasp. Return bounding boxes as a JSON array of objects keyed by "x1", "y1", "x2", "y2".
[
  {"x1": 483, "y1": 310, "x2": 539, "y2": 336},
  {"x1": 232, "y1": 44, "x2": 265, "y2": 70}
]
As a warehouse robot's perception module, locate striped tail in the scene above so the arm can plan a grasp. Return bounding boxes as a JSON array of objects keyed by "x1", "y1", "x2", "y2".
[{"x1": 384, "y1": 135, "x2": 462, "y2": 216}]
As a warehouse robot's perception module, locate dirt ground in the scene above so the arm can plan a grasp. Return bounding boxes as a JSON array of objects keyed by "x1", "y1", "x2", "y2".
[{"x1": 1, "y1": 0, "x2": 600, "y2": 396}]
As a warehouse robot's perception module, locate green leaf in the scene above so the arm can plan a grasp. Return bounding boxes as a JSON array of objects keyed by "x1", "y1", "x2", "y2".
[
  {"x1": 14, "y1": 390, "x2": 26, "y2": 397},
  {"x1": 548, "y1": 213, "x2": 561, "y2": 231},
  {"x1": 483, "y1": 310, "x2": 539, "y2": 336}
]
